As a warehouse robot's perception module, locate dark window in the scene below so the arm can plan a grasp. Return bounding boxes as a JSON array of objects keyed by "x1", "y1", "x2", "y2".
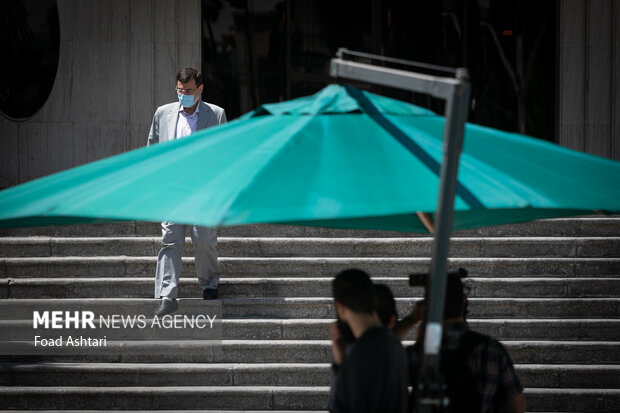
[
  {"x1": 202, "y1": 0, "x2": 555, "y2": 141},
  {"x1": 0, "y1": 0, "x2": 60, "y2": 121}
]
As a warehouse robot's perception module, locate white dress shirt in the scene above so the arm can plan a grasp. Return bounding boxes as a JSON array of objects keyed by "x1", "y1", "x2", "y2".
[{"x1": 175, "y1": 100, "x2": 201, "y2": 139}]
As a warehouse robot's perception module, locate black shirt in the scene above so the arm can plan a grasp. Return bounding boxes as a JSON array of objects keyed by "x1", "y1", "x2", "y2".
[{"x1": 332, "y1": 326, "x2": 409, "y2": 413}]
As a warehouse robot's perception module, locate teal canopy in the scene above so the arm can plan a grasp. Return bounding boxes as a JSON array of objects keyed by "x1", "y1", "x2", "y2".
[{"x1": 1, "y1": 84, "x2": 619, "y2": 232}]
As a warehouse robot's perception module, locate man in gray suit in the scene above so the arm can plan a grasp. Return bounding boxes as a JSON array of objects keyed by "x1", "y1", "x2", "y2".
[{"x1": 148, "y1": 67, "x2": 227, "y2": 316}]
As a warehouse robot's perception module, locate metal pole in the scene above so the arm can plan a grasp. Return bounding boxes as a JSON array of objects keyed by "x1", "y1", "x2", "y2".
[
  {"x1": 330, "y1": 51, "x2": 472, "y2": 410},
  {"x1": 416, "y1": 68, "x2": 470, "y2": 412}
]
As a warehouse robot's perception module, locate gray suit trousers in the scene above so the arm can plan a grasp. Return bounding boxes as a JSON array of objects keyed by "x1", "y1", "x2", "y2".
[{"x1": 154, "y1": 222, "x2": 219, "y2": 299}]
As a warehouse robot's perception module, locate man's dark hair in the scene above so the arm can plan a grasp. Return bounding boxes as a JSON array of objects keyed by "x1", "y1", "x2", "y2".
[
  {"x1": 410, "y1": 268, "x2": 470, "y2": 320},
  {"x1": 332, "y1": 269, "x2": 376, "y2": 315},
  {"x1": 176, "y1": 67, "x2": 203, "y2": 87},
  {"x1": 374, "y1": 284, "x2": 398, "y2": 326},
  {"x1": 444, "y1": 269, "x2": 469, "y2": 319}
]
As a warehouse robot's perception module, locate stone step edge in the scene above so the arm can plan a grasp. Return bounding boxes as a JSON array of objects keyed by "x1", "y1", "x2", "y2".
[
  {"x1": 4, "y1": 257, "x2": 619, "y2": 272},
  {"x1": 4, "y1": 275, "x2": 619, "y2": 283},
  {"x1": 0, "y1": 338, "x2": 619, "y2": 348},
  {"x1": 2, "y1": 319, "x2": 619, "y2": 341},
  {"x1": 2, "y1": 297, "x2": 619, "y2": 303},
  {"x1": 3, "y1": 236, "x2": 618, "y2": 259},
  {"x1": 3, "y1": 257, "x2": 619, "y2": 279},
  {"x1": 0, "y1": 410, "x2": 603, "y2": 413},
  {"x1": 3, "y1": 236, "x2": 618, "y2": 246},
  {"x1": 6, "y1": 276, "x2": 619, "y2": 282},
  {"x1": 0, "y1": 411, "x2": 326, "y2": 413},
  {"x1": 5, "y1": 277, "x2": 620, "y2": 300},
  {"x1": 3, "y1": 362, "x2": 618, "y2": 370},
  {"x1": 1, "y1": 386, "x2": 618, "y2": 394},
  {"x1": 3, "y1": 339, "x2": 618, "y2": 346},
  {"x1": 5, "y1": 236, "x2": 619, "y2": 240},
  {"x1": 1, "y1": 341, "x2": 616, "y2": 364},
  {"x1": 4, "y1": 257, "x2": 620, "y2": 263},
  {"x1": 0, "y1": 411, "x2": 585, "y2": 413},
  {"x1": 3, "y1": 317, "x2": 619, "y2": 326}
]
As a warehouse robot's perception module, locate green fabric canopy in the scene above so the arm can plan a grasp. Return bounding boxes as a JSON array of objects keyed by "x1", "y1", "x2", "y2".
[{"x1": 1, "y1": 84, "x2": 619, "y2": 231}]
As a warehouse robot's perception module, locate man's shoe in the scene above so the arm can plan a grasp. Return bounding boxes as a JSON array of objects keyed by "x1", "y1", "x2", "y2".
[
  {"x1": 154, "y1": 299, "x2": 178, "y2": 316},
  {"x1": 203, "y1": 288, "x2": 219, "y2": 300}
]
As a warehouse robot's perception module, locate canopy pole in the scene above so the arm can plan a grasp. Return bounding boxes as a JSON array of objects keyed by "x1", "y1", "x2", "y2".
[
  {"x1": 416, "y1": 212, "x2": 435, "y2": 234},
  {"x1": 331, "y1": 50, "x2": 471, "y2": 412},
  {"x1": 416, "y1": 68, "x2": 470, "y2": 413}
]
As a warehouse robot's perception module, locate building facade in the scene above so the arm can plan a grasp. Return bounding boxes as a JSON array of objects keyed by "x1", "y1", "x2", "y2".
[
  {"x1": 0, "y1": 0, "x2": 618, "y2": 188},
  {"x1": 0, "y1": 0, "x2": 201, "y2": 188}
]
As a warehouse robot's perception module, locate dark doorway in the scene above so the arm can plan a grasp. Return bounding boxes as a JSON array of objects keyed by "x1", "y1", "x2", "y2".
[
  {"x1": 202, "y1": 0, "x2": 556, "y2": 141},
  {"x1": 0, "y1": 0, "x2": 60, "y2": 121}
]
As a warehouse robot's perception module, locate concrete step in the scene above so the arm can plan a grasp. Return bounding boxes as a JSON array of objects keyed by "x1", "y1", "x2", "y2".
[
  {"x1": 2, "y1": 362, "x2": 619, "y2": 389},
  {"x1": 2, "y1": 257, "x2": 619, "y2": 278},
  {"x1": 525, "y1": 388, "x2": 620, "y2": 412},
  {"x1": 3, "y1": 277, "x2": 619, "y2": 299},
  {"x1": 2, "y1": 237, "x2": 619, "y2": 258},
  {"x1": 3, "y1": 318, "x2": 619, "y2": 342},
  {"x1": 0, "y1": 363, "x2": 329, "y2": 387},
  {"x1": 0, "y1": 408, "x2": 606, "y2": 413},
  {"x1": 224, "y1": 297, "x2": 620, "y2": 319},
  {"x1": 221, "y1": 319, "x2": 620, "y2": 341},
  {"x1": 0, "y1": 386, "x2": 328, "y2": 410},
  {"x1": 3, "y1": 318, "x2": 618, "y2": 341},
  {"x1": 0, "y1": 297, "x2": 618, "y2": 319},
  {"x1": 517, "y1": 365, "x2": 620, "y2": 389},
  {"x1": 0, "y1": 217, "x2": 617, "y2": 412},
  {"x1": 1, "y1": 216, "x2": 619, "y2": 238},
  {"x1": 1, "y1": 340, "x2": 618, "y2": 364},
  {"x1": 0, "y1": 222, "x2": 418, "y2": 238},
  {"x1": 0, "y1": 408, "x2": 570, "y2": 413},
  {"x1": 0, "y1": 386, "x2": 617, "y2": 411}
]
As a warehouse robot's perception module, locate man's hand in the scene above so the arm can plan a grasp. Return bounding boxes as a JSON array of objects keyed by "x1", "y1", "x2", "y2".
[
  {"x1": 393, "y1": 300, "x2": 426, "y2": 340},
  {"x1": 499, "y1": 393, "x2": 526, "y2": 413},
  {"x1": 410, "y1": 300, "x2": 426, "y2": 323},
  {"x1": 329, "y1": 321, "x2": 346, "y2": 366}
]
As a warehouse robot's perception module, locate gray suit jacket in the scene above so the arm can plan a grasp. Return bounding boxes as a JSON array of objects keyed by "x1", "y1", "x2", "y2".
[{"x1": 147, "y1": 100, "x2": 227, "y2": 146}]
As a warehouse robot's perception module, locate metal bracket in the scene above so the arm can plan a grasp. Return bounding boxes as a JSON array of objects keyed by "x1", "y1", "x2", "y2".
[{"x1": 330, "y1": 56, "x2": 464, "y2": 99}]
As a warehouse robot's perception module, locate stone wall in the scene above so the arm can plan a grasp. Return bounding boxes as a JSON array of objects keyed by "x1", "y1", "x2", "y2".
[
  {"x1": 0, "y1": 0, "x2": 201, "y2": 188},
  {"x1": 558, "y1": 0, "x2": 620, "y2": 160}
]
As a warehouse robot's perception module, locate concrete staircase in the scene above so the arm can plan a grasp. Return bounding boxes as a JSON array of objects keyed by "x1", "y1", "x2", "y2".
[{"x1": 0, "y1": 217, "x2": 619, "y2": 412}]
